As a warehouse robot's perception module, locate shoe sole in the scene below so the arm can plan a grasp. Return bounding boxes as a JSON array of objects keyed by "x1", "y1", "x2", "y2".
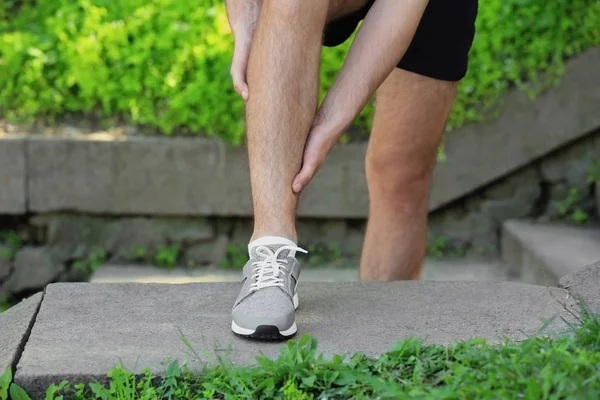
[{"x1": 231, "y1": 293, "x2": 299, "y2": 340}]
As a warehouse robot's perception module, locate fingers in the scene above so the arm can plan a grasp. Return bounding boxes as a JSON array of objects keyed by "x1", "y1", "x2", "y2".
[
  {"x1": 230, "y1": 38, "x2": 251, "y2": 101},
  {"x1": 293, "y1": 155, "x2": 321, "y2": 194},
  {"x1": 292, "y1": 126, "x2": 332, "y2": 193}
]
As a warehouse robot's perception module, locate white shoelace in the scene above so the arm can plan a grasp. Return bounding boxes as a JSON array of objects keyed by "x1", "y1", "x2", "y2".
[{"x1": 250, "y1": 245, "x2": 307, "y2": 292}]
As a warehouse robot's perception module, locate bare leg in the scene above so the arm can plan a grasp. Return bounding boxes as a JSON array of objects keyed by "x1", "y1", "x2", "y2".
[
  {"x1": 360, "y1": 68, "x2": 457, "y2": 281},
  {"x1": 232, "y1": 0, "x2": 372, "y2": 339},
  {"x1": 245, "y1": 0, "x2": 328, "y2": 242},
  {"x1": 246, "y1": 0, "x2": 368, "y2": 243}
]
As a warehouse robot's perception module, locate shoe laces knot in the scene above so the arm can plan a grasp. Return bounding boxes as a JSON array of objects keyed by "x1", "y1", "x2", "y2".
[{"x1": 250, "y1": 245, "x2": 307, "y2": 291}]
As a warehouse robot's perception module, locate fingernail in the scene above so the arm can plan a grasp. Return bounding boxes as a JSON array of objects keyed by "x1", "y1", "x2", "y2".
[{"x1": 242, "y1": 90, "x2": 248, "y2": 100}]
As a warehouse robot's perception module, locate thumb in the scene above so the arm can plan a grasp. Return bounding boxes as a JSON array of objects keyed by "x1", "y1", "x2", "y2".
[
  {"x1": 293, "y1": 154, "x2": 321, "y2": 193},
  {"x1": 230, "y1": 38, "x2": 251, "y2": 100},
  {"x1": 292, "y1": 128, "x2": 331, "y2": 193}
]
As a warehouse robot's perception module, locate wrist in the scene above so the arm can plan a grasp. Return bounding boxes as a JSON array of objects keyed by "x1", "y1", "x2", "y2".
[
  {"x1": 315, "y1": 106, "x2": 347, "y2": 141},
  {"x1": 320, "y1": 87, "x2": 367, "y2": 136}
]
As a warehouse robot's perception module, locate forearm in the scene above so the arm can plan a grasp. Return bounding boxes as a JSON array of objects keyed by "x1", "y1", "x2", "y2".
[{"x1": 321, "y1": 0, "x2": 429, "y2": 130}]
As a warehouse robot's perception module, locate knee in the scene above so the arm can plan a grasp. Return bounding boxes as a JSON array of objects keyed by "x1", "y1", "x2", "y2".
[
  {"x1": 265, "y1": 0, "x2": 329, "y2": 21},
  {"x1": 366, "y1": 149, "x2": 434, "y2": 208}
]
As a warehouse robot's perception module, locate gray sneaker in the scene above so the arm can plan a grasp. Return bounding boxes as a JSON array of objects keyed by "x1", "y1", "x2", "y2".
[{"x1": 231, "y1": 241, "x2": 307, "y2": 340}]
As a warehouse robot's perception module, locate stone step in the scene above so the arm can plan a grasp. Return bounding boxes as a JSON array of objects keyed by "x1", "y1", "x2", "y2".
[
  {"x1": 597, "y1": 181, "x2": 600, "y2": 217},
  {"x1": 501, "y1": 219, "x2": 600, "y2": 286},
  {"x1": 0, "y1": 293, "x2": 42, "y2": 374},
  {"x1": 11, "y1": 279, "x2": 590, "y2": 399},
  {"x1": 89, "y1": 258, "x2": 514, "y2": 284}
]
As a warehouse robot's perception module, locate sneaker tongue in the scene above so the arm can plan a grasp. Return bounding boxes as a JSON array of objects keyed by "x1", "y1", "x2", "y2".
[
  {"x1": 248, "y1": 236, "x2": 297, "y2": 258},
  {"x1": 249, "y1": 244, "x2": 292, "y2": 260}
]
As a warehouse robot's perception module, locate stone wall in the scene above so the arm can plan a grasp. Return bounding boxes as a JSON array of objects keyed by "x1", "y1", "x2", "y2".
[
  {"x1": 429, "y1": 128, "x2": 600, "y2": 257},
  {"x1": 1, "y1": 48, "x2": 599, "y2": 301},
  {"x1": 1, "y1": 127, "x2": 598, "y2": 300}
]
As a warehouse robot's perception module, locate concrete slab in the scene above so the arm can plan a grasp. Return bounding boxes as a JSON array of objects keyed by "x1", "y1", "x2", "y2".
[
  {"x1": 0, "y1": 136, "x2": 26, "y2": 214},
  {"x1": 559, "y1": 260, "x2": 600, "y2": 315},
  {"x1": 16, "y1": 281, "x2": 575, "y2": 397},
  {"x1": 89, "y1": 258, "x2": 513, "y2": 284},
  {"x1": 502, "y1": 220, "x2": 600, "y2": 286},
  {"x1": 0, "y1": 293, "x2": 43, "y2": 374}
]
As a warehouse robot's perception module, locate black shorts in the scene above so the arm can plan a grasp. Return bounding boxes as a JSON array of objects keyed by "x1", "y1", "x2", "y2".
[{"x1": 323, "y1": 0, "x2": 479, "y2": 82}]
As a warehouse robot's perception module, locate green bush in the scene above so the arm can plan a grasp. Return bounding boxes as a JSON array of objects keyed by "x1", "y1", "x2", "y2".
[
  {"x1": 0, "y1": 0, "x2": 245, "y2": 142},
  {"x1": 0, "y1": 0, "x2": 599, "y2": 144}
]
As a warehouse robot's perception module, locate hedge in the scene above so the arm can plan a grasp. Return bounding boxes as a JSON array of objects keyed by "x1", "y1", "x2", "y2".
[{"x1": 0, "y1": 0, "x2": 599, "y2": 145}]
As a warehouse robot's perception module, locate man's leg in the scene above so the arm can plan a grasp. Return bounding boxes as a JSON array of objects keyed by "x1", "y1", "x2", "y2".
[
  {"x1": 232, "y1": 0, "x2": 369, "y2": 339},
  {"x1": 246, "y1": 0, "x2": 326, "y2": 242},
  {"x1": 246, "y1": 0, "x2": 368, "y2": 243},
  {"x1": 360, "y1": 68, "x2": 457, "y2": 281}
]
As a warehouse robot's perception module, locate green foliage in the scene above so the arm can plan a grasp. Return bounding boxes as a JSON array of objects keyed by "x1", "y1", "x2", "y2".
[
  {"x1": 0, "y1": 369, "x2": 10, "y2": 400},
  {"x1": 131, "y1": 245, "x2": 148, "y2": 261},
  {"x1": 9, "y1": 383, "x2": 31, "y2": 400},
  {"x1": 552, "y1": 159, "x2": 600, "y2": 225},
  {"x1": 40, "y1": 311, "x2": 600, "y2": 399},
  {"x1": 131, "y1": 244, "x2": 180, "y2": 269},
  {"x1": 553, "y1": 187, "x2": 589, "y2": 225},
  {"x1": 0, "y1": 297, "x2": 16, "y2": 313},
  {"x1": 154, "y1": 244, "x2": 180, "y2": 269},
  {"x1": 0, "y1": 369, "x2": 31, "y2": 400},
  {"x1": 0, "y1": 231, "x2": 22, "y2": 261},
  {"x1": 72, "y1": 248, "x2": 107, "y2": 275},
  {"x1": 587, "y1": 160, "x2": 600, "y2": 184},
  {"x1": 221, "y1": 243, "x2": 247, "y2": 269},
  {"x1": 571, "y1": 208, "x2": 589, "y2": 225},
  {"x1": 426, "y1": 234, "x2": 468, "y2": 258},
  {"x1": 1, "y1": 0, "x2": 598, "y2": 143},
  {"x1": 426, "y1": 235, "x2": 451, "y2": 258},
  {"x1": 449, "y1": 0, "x2": 600, "y2": 132},
  {"x1": 0, "y1": 0, "x2": 244, "y2": 142},
  {"x1": 305, "y1": 243, "x2": 342, "y2": 266}
]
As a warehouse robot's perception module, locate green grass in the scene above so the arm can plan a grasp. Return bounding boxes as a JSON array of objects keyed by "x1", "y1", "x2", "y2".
[
  {"x1": 220, "y1": 244, "x2": 248, "y2": 270},
  {"x1": 154, "y1": 244, "x2": 181, "y2": 269},
  {"x1": 0, "y1": 298, "x2": 13, "y2": 313},
  {"x1": 2, "y1": 304, "x2": 599, "y2": 399},
  {"x1": 305, "y1": 244, "x2": 343, "y2": 267},
  {"x1": 71, "y1": 248, "x2": 107, "y2": 277},
  {"x1": 551, "y1": 158, "x2": 600, "y2": 226},
  {"x1": 425, "y1": 235, "x2": 469, "y2": 259},
  {"x1": 0, "y1": 231, "x2": 21, "y2": 261}
]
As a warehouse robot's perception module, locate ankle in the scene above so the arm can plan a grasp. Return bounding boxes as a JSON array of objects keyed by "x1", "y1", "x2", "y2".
[{"x1": 251, "y1": 229, "x2": 298, "y2": 245}]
